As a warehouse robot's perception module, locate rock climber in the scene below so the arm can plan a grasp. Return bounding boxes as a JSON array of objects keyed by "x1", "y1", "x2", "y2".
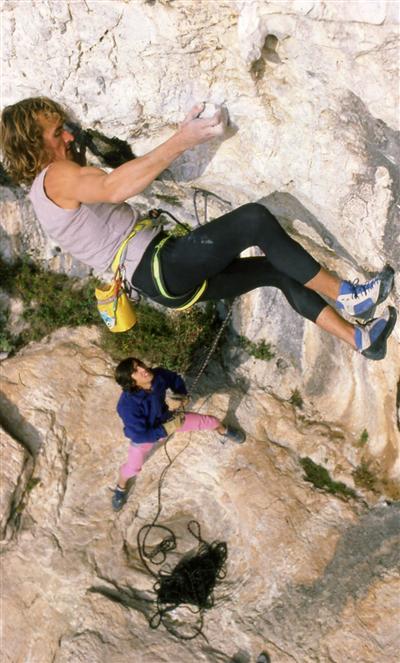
[
  {"x1": 111, "y1": 356, "x2": 245, "y2": 511},
  {"x1": 0, "y1": 96, "x2": 397, "y2": 360}
]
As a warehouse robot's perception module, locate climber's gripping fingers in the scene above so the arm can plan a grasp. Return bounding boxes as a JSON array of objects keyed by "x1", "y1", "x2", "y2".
[
  {"x1": 180, "y1": 103, "x2": 206, "y2": 126},
  {"x1": 178, "y1": 104, "x2": 224, "y2": 148}
]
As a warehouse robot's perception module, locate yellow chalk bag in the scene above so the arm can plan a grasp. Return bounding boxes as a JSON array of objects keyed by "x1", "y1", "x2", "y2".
[
  {"x1": 95, "y1": 220, "x2": 152, "y2": 333},
  {"x1": 95, "y1": 277, "x2": 137, "y2": 333}
]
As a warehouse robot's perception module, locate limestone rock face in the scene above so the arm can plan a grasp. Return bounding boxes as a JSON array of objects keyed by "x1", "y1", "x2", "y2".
[
  {"x1": 1, "y1": 2, "x2": 400, "y2": 658},
  {"x1": 1, "y1": 0, "x2": 399, "y2": 470},
  {"x1": 1, "y1": 329, "x2": 399, "y2": 662},
  {"x1": 0, "y1": 428, "x2": 32, "y2": 541}
]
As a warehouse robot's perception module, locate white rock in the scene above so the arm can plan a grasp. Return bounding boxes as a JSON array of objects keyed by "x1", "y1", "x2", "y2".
[{"x1": 0, "y1": 329, "x2": 399, "y2": 661}]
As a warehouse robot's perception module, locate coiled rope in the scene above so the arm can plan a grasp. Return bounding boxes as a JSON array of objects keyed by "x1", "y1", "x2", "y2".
[{"x1": 135, "y1": 186, "x2": 233, "y2": 640}]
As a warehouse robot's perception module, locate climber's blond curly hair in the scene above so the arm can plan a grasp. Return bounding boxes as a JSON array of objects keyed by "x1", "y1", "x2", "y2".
[{"x1": 0, "y1": 97, "x2": 68, "y2": 185}]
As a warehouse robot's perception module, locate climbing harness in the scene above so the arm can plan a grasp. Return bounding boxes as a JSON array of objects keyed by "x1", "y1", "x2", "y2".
[
  {"x1": 151, "y1": 234, "x2": 208, "y2": 311},
  {"x1": 95, "y1": 195, "x2": 225, "y2": 330},
  {"x1": 149, "y1": 188, "x2": 232, "y2": 310},
  {"x1": 64, "y1": 117, "x2": 234, "y2": 324},
  {"x1": 142, "y1": 206, "x2": 208, "y2": 310}
]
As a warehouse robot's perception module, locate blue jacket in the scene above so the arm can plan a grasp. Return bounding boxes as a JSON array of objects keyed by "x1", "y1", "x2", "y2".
[{"x1": 117, "y1": 367, "x2": 187, "y2": 444}]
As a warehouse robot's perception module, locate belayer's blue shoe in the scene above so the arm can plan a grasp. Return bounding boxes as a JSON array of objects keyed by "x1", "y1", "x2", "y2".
[
  {"x1": 256, "y1": 654, "x2": 271, "y2": 663},
  {"x1": 112, "y1": 486, "x2": 128, "y2": 512},
  {"x1": 355, "y1": 306, "x2": 397, "y2": 360},
  {"x1": 336, "y1": 265, "x2": 394, "y2": 320},
  {"x1": 220, "y1": 426, "x2": 246, "y2": 444}
]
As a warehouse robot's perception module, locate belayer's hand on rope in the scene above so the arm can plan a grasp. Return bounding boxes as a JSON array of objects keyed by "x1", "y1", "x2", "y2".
[
  {"x1": 163, "y1": 412, "x2": 185, "y2": 436},
  {"x1": 165, "y1": 392, "x2": 190, "y2": 412}
]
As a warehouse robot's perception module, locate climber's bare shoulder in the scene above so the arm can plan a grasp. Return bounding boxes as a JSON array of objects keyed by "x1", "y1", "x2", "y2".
[{"x1": 45, "y1": 160, "x2": 108, "y2": 208}]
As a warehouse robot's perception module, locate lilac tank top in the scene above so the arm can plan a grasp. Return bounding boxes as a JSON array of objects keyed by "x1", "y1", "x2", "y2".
[{"x1": 29, "y1": 167, "x2": 160, "y2": 275}]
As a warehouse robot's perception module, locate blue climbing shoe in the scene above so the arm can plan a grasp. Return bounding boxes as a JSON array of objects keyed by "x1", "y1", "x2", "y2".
[
  {"x1": 336, "y1": 265, "x2": 394, "y2": 320},
  {"x1": 256, "y1": 654, "x2": 271, "y2": 663},
  {"x1": 355, "y1": 306, "x2": 397, "y2": 360},
  {"x1": 112, "y1": 486, "x2": 128, "y2": 512},
  {"x1": 221, "y1": 426, "x2": 246, "y2": 444}
]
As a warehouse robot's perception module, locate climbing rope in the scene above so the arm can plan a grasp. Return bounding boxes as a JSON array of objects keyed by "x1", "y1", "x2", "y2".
[
  {"x1": 135, "y1": 304, "x2": 231, "y2": 641},
  {"x1": 135, "y1": 192, "x2": 233, "y2": 640},
  {"x1": 136, "y1": 436, "x2": 227, "y2": 641},
  {"x1": 188, "y1": 301, "x2": 233, "y2": 397},
  {"x1": 137, "y1": 436, "x2": 187, "y2": 575},
  {"x1": 148, "y1": 520, "x2": 227, "y2": 640},
  {"x1": 147, "y1": 191, "x2": 235, "y2": 399},
  {"x1": 135, "y1": 283, "x2": 233, "y2": 639}
]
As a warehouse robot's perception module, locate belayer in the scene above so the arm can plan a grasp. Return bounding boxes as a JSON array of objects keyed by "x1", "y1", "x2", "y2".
[
  {"x1": 0, "y1": 97, "x2": 396, "y2": 359},
  {"x1": 112, "y1": 357, "x2": 245, "y2": 511}
]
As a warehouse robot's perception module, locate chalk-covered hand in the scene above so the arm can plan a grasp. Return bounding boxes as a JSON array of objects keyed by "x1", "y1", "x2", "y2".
[
  {"x1": 178, "y1": 103, "x2": 224, "y2": 149},
  {"x1": 163, "y1": 412, "x2": 185, "y2": 436},
  {"x1": 180, "y1": 103, "x2": 206, "y2": 126}
]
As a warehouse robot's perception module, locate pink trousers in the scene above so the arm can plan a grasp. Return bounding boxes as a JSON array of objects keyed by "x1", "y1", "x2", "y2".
[{"x1": 119, "y1": 412, "x2": 220, "y2": 481}]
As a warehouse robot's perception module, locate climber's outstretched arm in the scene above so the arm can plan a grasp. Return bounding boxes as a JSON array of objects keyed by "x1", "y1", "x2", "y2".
[{"x1": 45, "y1": 104, "x2": 223, "y2": 208}]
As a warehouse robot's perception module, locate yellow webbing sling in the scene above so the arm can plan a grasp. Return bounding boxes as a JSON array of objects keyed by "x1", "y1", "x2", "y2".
[{"x1": 111, "y1": 218, "x2": 154, "y2": 273}]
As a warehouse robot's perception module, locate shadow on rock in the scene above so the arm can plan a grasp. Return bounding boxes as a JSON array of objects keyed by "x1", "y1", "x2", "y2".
[
  {"x1": 258, "y1": 502, "x2": 400, "y2": 656},
  {"x1": 0, "y1": 391, "x2": 43, "y2": 454},
  {"x1": 259, "y1": 192, "x2": 358, "y2": 270}
]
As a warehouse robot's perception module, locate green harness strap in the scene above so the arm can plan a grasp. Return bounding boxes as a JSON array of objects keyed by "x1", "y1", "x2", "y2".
[{"x1": 151, "y1": 235, "x2": 208, "y2": 311}]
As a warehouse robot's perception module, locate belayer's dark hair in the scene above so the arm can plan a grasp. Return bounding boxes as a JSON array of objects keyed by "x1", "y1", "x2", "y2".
[{"x1": 115, "y1": 357, "x2": 146, "y2": 392}]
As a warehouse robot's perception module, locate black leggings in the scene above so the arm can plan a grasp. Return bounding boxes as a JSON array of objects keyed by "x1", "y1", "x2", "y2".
[{"x1": 132, "y1": 203, "x2": 328, "y2": 322}]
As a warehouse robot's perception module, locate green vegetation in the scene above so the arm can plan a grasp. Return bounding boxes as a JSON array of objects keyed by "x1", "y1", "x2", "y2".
[
  {"x1": 0, "y1": 257, "x2": 223, "y2": 372},
  {"x1": 26, "y1": 477, "x2": 41, "y2": 492},
  {"x1": 0, "y1": 257, "x2": 98, "y2": 352},
  {"x1": 352, "y1": 461, "x2": 377, "y2": 492},
  {"x1": 100, "y1": 301, "x2": 222, "y2": 373},
  {"x1": 238, "y1": 335, "x2": 275, "y2": 361},
  {"x1": 289, "y1": 389, "x2": 303, "y2": 408},
  {"x1": 357, "y1": 429, "x2": 369, "y2": 447},
  {"x1": 351, "y1": 459, "x2": 400, "y2": 499},
  {"x1": 380, "y1": 479, "x2": 400, "y2": 501},
  {"x1": 166, "y1": 222, "x2": 192, "y2": 238},
  {"x1": 300, "y1": 457, "x2": 357, "y2": 499},
  {"x1": 156, "y1": 194, "x2": 183, "y2": 207},
  {"x1": 0, "y1": 310, "x2": 14, "y2": 353}
]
